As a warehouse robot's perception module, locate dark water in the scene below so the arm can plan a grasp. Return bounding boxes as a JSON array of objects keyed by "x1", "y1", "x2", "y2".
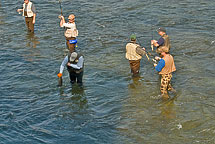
[{"x1": 1, "y1": 0, "x2": 215, "y2": 143}]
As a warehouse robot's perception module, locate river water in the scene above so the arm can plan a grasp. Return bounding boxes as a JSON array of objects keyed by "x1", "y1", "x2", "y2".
[{"x1": 0, "y1": 0, "x2": 215, "y2": 143}]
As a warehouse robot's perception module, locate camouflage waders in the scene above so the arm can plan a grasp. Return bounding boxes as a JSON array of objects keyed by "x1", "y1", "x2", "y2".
[{"x1": 160, "y1": 73, "x2": 173, "y2": 94}]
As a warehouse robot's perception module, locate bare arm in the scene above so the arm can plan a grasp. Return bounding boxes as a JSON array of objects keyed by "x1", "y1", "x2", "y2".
[
  {"x1": 59, "y1": 16, "x2": 66, "y2": 27},
  {"x1": 151, "y1": 40, "x2": 159, "y2": 47},
  {"x1": 17, "y1": 9, "x2": 23, "y2": 12},
  {"x1": 32, "y1": 13, "x2": 36, "y2": 24}
]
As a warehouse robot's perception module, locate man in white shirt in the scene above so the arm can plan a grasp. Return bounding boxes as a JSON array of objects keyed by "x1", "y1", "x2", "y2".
[
  {"x1": 17, "y1": 0, "x2": 36, "y2": 33},
  {"x1": 125, "y1": 34, "x2": 145, "y2": 76},
  {"x1": 59, "y1": 14, "x2": 78, "y2": 52}
]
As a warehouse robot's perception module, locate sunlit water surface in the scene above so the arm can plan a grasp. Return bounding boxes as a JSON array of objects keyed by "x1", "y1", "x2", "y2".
[{"x1": 0, "y1": 0, "x2": 215, "y2": 143}]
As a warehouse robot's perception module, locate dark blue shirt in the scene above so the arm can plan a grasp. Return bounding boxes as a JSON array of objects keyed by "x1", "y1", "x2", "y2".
[{"x1": 157, "y1": 37, "x2": 164, "y2": 47}]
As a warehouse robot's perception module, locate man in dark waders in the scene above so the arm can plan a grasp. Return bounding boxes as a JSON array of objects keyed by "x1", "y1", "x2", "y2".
[
  {"x1": 57, "y1": 52, "x2": 84, "y2": 86},
  {"x1": 125, "y1": 34, "x2": 146, "y2": 77},
  {"x1": 154, "y1": 47, "x2": 176, "y2": 99},
  {"x1": 17, "y1": 0, "x2": 36, "y2": 33},
  {"x1": 59, "y1": 14, "x2": 78, "y2": 53},
  {"x1": 151, "y1": 27, "x2": 171, "y2": 55}
]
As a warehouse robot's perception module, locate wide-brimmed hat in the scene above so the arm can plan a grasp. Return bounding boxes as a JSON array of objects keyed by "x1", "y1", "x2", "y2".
[{"x1": 70, "y1": 52, "x2": 78, "y2": 62}]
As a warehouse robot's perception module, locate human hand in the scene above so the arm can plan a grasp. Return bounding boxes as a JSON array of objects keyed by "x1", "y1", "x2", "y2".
[
  {"x1": 155, "y1": 56, "x2": 161, "y2": 60},
  {"x1": 32, "y1": 19, "x2": 35, "y2": 24},
  {"x1": 67, "y1": 62, "x2": 71, "y2": 66},
  {"x1": 57, "y1": 73, "x2": 62, "y2": 78},
  {"x1": 151, "y1": 40, "x2": 158, "y2": 45},
  {"x1": 152, "y1": 59, "x2": 157, "y2": 63},
  {"x1": 17, "y1": 9, "x2": 22, "y2": 12},
  {"x1": 154, "y1": 63, "x2": 157, "y2": 67},
  {"x1": 58, "y1": 15, "x2": 64, "y2": 19},
  {"x1": 142, "y1": 47, "x2": 145, "y2": 50},
  {"x1": 151, "y1": 40, "x2": 154, "y2": 45}
]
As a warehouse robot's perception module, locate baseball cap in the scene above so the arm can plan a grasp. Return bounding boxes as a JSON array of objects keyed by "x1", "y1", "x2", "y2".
[
  {"x1": 70, "y1": 52, "x2": 78, "y2": 62},
  {"x1": 68, "y1": 14, "x2": 75, "y2": 20},
  {"x1": 130, "y1": 34, "x2": 136, "y2": 41},
  {"x1": 157, "y1": 27, "x2": 166, "y2": 33}
]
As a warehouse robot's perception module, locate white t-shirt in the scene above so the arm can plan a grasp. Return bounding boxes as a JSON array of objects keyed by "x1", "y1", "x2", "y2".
[{"x1": 62, "y1": 22, "x2": 76, "y2": 30}]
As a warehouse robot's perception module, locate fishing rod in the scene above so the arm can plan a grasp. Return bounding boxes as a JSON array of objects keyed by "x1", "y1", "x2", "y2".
[
  {"x1": 136, "y1": 37, "x2": 156, "y2": 58},
  {"x1": 135, "y1": 36, "x2": 154, "y2": 56},
  {"x1": 59, "y1": 0, "x2": 63, "y2": 16},
  {"x1": 151, "y1": 24, "x2": 154, "y2": 51},
  {"x1": 150, "y1": 0, "x2": 154, "y2": 52},
  {"x1": 126, "y1": 34, "x2": 158, "y2": 64}
]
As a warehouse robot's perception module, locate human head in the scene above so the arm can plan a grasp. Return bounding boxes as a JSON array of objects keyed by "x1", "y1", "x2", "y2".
[
  {"x1": 24, "y1": 0, "x2": 29, "y2": 4},
  {"x1": 157, "y1": 27, "x2": 166, "y2": 35},
  {"x1": 68, "y1": 14, "x2": 75, "y2": 22},
  {"x1": 130, "y1": 34, "x2": 136, "y2": 41},
  {"x1": 160, "y1": 46, "x2": 168, "y2": 55},
  {"x1": 70, "y1": 52, "x2": 78, "y2": 62}
]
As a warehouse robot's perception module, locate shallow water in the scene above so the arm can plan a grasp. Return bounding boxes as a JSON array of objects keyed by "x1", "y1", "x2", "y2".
[{"x1": 0, "y1": 0, "x2": 215, "y2": 143}]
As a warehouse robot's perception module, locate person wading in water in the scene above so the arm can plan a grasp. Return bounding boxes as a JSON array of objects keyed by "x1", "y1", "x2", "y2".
[
  {"x1": 151, "y1": 27, "x2": 171, "y2": 56},
  {"x1": 17, "y1": 0, "x2": 36, "y2": 33},
  {"x1": 154, "y1": 47, "x2": 176, "y2": 99},
  {"x1": 57, "y1": 52, "x2": 84, "y2": 86},
  {"x1": 59, "y1": 14, "x2": 78, "y2": 53},
  {"x1": 125, "y1": 34, "x2": 146, "y2": 77}
]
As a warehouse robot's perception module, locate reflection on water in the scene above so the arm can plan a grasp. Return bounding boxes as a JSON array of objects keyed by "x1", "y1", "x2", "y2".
[
  {"x1": 59, "y1": 84, "x2": 85, "y2": 97},
  {"x1": 59, "y1": 84, "x2": 87, "y2": 112},
  {"x1": 58, "y1": 85, "x2": 88, "y2": 121},
  {"x1": 128, "y1": 75, "x2": 143, "y2": 90},
  {"x1": 21, "y1": 32, "x2": 41, "y2": 62},
  {"x1": 117, "y1": 76, "x2": 147, "y2": 143},
  {"x1": 0, "y1": 3, "x2": 5, "y2": 25},
  {"x1": 159, "y1": 98, "x2": 176, "y2": 120},
  {"x1": 118, "y1": 76, "x2": 179, "y2": 143},
  {"x1": 25, "y1": 32, "x2": 40, "y2": 48},
  {"x1": 0, "y1": 16, "x2": 4, "y2": 25}
]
